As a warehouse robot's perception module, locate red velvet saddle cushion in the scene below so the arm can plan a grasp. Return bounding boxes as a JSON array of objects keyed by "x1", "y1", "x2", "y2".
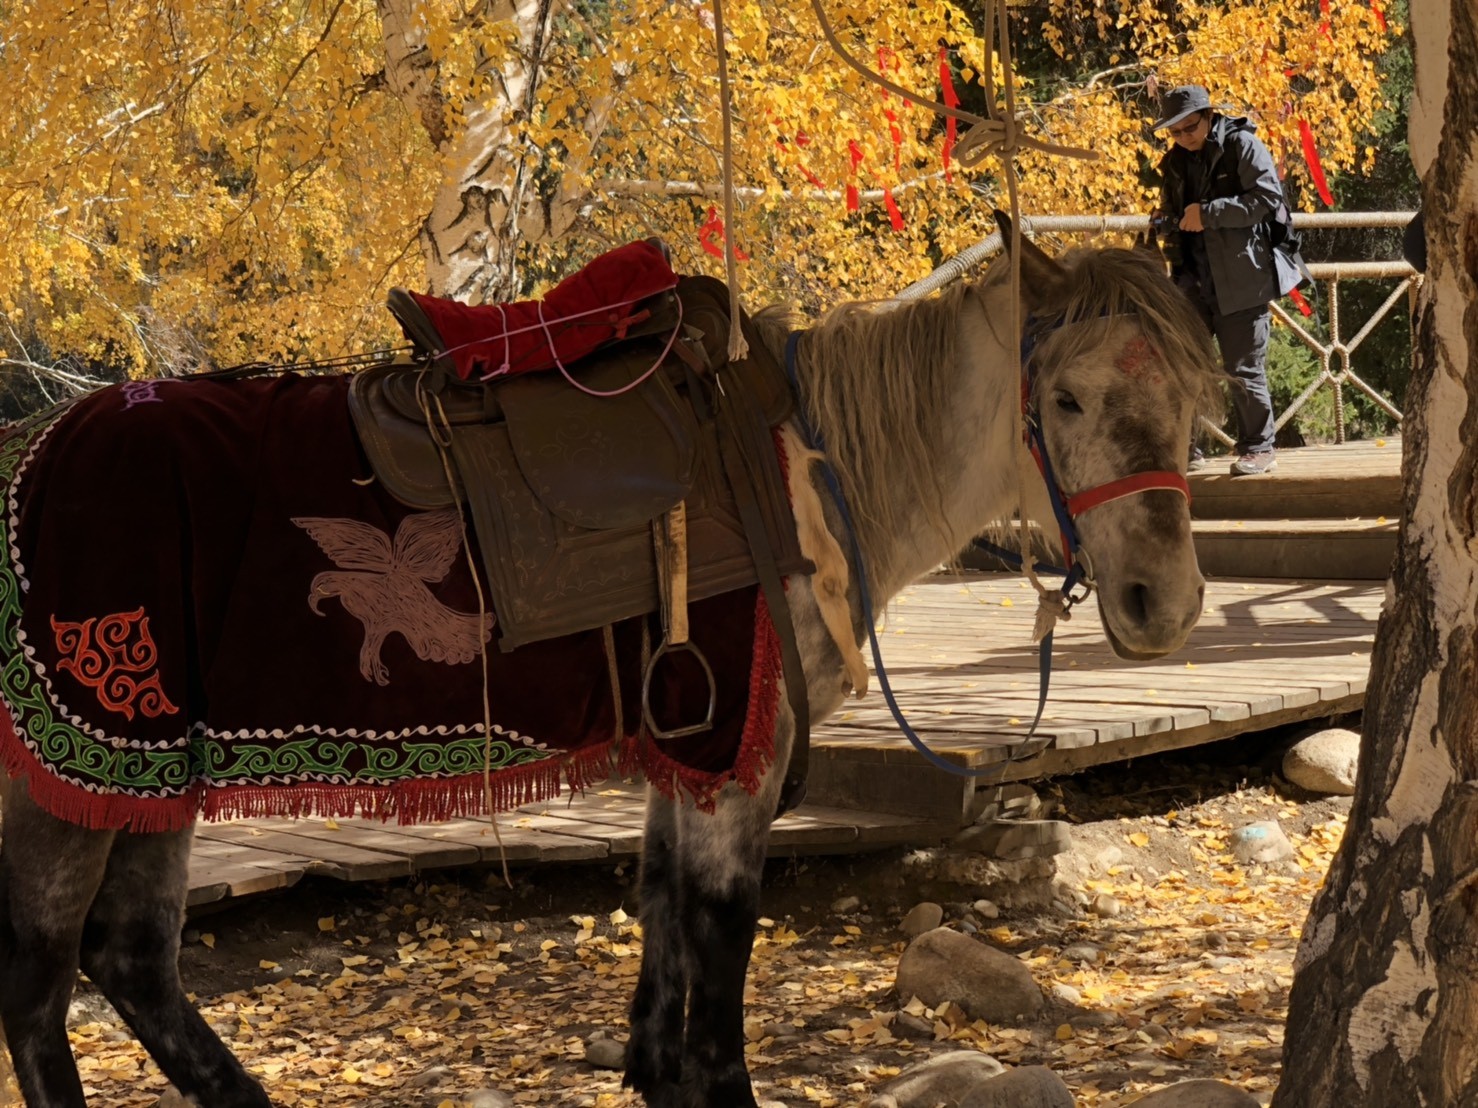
[{"x1": 399, "y1": 239, "x2": 679, "y2": 381}]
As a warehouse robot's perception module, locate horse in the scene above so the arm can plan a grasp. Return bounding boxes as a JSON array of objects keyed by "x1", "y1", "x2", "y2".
[{"x1": 0, "y1": 227, "x2": 1220, "y2": 1108}]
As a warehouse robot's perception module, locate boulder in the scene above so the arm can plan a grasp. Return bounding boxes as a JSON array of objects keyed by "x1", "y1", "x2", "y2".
[
  {"x1": 1231, "y1": 821, "x2": 1295, "y2": 865},
  {"x1": 1282, "y1": 728, "x2": 1360, "y2": 795},
  {"x1": 1127, "y1": 1078, "x2": 1260, "y2": 1107},
  {"x1": 896, "y1": 928, "x2": 1044, "y2": 1023},
  {"x1": 879, "y1": 1051, "x2": 1006, "y2": 1107},
  {"x1": 961, "y1": 1066, "x2": 1076, "y2": 1108},
  {"x1": 901, "y1": 902, "x2": 945, "y2": 938}
]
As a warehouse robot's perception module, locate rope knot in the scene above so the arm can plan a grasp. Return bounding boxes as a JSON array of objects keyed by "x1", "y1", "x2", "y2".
[{"x1": 1032, "y1": 588, "x2": 1073, "y2": 644}]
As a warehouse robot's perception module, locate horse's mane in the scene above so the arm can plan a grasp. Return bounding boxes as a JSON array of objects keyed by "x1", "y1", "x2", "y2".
[
  {"x1": 752, "y1": 282, "x2": 971, "y2": 568},
  {"x1": 750, "y1": 243, "x2": 1223, "y2": 576},
  {"x1": 980, "y1": 245, "x2": 1225, "y2": 417}
]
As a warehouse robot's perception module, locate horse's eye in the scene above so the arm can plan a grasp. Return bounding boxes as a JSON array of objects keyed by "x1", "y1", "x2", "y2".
[{"x1": 1055, "y1": 390, "x2": 1083, "y2": 414}]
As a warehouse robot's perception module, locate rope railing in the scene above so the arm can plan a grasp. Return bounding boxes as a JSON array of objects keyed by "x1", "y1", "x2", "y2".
[{"x1": 899, "y1": 211, "x2": 1419, "y2": 443}]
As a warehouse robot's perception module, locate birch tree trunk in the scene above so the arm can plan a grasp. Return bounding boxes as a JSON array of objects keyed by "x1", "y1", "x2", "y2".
[
  {"x1": 1273, "y1": 0, "x2": 1478, "y2": 1103},
  {"x1": 378, "y1": 0, "x2": 614, "y2": 301}
]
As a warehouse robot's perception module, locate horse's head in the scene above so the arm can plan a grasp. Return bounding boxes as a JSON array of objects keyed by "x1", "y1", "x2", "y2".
[{"x1": 994, "y1": 216, "x2": 1222, "y2": 659}]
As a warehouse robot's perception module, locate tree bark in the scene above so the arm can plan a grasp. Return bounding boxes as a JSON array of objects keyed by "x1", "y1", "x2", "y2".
[
  {"x1": 377, "y1": 0, "x2": 613, "y2": 301},
  {"x1": 1274, "y1": 0, "x2": 1478, "y2": 1104}
]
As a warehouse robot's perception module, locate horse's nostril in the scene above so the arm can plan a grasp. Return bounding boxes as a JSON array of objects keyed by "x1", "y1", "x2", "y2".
[
  {"x1": 1123, "y1": 582, "x2": 1152, "y2": 625},
  {"x1": 1197, "y1": 582, "x2": 1206, "y2": 607}
]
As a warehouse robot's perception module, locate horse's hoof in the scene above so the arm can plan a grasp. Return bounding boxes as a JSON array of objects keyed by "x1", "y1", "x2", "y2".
[
  {"x1": 683, "y1": 1065, "x2": 758, "y2": 1108},
  {"x1": 623, "y1": 1054, "x2": 683, "y2": 1108}
]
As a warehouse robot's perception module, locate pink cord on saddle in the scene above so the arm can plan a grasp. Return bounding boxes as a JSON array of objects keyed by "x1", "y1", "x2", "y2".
[
  {"x1": 537, "y1": 294, "x2": 687, "y2": 398},
  {"x1": 428, "y1": 287, "x2": 684, "y2": 389}
]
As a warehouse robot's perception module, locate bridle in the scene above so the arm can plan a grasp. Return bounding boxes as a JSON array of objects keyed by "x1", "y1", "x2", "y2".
[
  {"x1": 1016, "y1": 313, "x2": 1191, "y2": 606},
  {"x1": 782, "y1": 314, "x2": 1194, "y2": 783}
]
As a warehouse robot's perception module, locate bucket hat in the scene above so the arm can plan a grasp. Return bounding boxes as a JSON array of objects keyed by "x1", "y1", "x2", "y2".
[{"x1": 1152, "y1": 85, "x2": 1212, "y2": 131}]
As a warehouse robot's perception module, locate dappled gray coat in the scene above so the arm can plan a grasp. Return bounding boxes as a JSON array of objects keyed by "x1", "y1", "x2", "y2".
[{"x1": 1158, "y1": 114, "x2": 1304, "y2": 316}]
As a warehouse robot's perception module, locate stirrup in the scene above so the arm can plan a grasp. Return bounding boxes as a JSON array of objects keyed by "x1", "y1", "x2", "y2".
[{"x1": 641, "y1": 638, "x2": 717, "y2": 740}]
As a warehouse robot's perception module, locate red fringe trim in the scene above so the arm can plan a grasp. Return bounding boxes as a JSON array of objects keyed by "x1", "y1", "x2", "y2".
[
  {"x1": 0, "y1": 705, "x2": 202, "y2": 833},
  {"x1": 623, "y1": 591, "x2": 781, "y2": 813},
  {"x1": 199, "y1": 738, "x2": 619, "y2": 826},
  {"x1": 1, "y1": 596, "x2": 781, "y2": 831}
]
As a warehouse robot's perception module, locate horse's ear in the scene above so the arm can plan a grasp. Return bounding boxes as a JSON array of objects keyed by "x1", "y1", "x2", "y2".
[
  {"x1": 1133, "y1": 221, "x2": 1163, "y2": 259},
  {"x1": 992, "y1": 208, "x2": 1070, "y2": 311}
]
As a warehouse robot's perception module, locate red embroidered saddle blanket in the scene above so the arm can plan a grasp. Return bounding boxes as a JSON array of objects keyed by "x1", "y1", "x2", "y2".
[{"x1": 0, "y1": 376, "x2": 780, "y2": 833}]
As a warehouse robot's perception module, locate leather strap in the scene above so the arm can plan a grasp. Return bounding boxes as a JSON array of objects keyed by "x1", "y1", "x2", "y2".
[
  {"x1": 1065, "y1": 470, "x2": 1189, "y2": 517},
  {"x1": 693, "y1": 365, "x2": 811, "y2": 817}
]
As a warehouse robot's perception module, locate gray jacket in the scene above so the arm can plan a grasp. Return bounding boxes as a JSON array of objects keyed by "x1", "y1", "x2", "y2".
[{"x1": 1158, "y1": 115, "x2": 1303, "y2": 315}]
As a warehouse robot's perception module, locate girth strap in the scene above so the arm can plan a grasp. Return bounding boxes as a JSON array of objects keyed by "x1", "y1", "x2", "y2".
[{"x1": 688, "y1": 361, "x2": 812, "y2": 816}]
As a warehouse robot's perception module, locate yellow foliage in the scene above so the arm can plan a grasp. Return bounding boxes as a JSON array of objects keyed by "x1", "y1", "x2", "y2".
[{"x1": 0, "y1": 0, "x2": 1396, "y2": 377}]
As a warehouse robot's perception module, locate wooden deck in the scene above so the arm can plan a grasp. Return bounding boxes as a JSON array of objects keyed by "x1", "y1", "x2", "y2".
[{"x1": 186, "y1": 572, "x2": 1382, "y2": 907}]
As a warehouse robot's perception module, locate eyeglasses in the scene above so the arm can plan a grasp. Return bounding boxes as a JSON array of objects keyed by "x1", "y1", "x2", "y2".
[{"x1": 1168, "y1": 117, "x2": 1204, "y2": 139}]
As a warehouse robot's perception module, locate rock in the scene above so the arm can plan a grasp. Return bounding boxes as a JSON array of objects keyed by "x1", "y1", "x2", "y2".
[
  {"x1": 954, "y1": 820, "x2": 1073, "y2": 862},
  {"x1": 1060, "y1": 942, "x2": 1101, "y2": 964},
  {"x1": 66, "y1": 993, "x2": 118, "y2": 1029},
  {"x1": 970, "y1": 782, "x2": 1042, "y2": 822},
  {"x1": 865, "y1": 1097, "x2": 902, "y2": 1108},
  {"x1": 1089, "y1": 893, "x2": 1122, "y2": 918},
  {"x1": 1140, "y1": 1022, "x2": 1171, "y2": 1042},
  {"x1": 407, "y1": 1064, "x2": 453, "y2": 1088},
  {"x1": 1283, "y1": 728, "x2": 1360, "y2": 795},
  {"x1": 961, "y1": 1066, "x2": 1075, "y2": 1108},
  {"x1": 1127, "y1": 1078, "x2": 1260, "y2": 1107},
  {"x1": 583, "y1": 1036, "x2": 626, "y2": 1070},
  {"x1": 464, "y1": 1093, "x2": 514, "y2": 1108},
  {"x1": 973, "y1": 899, "x2": 1000, "y2": 919},
  {"x1": 880, "y1": 1051, "x2": 1006, "y2": 1107},
  {"x1": 1090, "y1": 845, "x2": 1124, "y2": 874},
  {"x1": 832, "y1": 895, "x2": 862, "y2": 913},
  {"x1": 156, "y1": 1090, "x2": 199, "y2": 1108},
  {"x1": 896, "y1": 928, "x2": 1044, "y2": 1023},
  {"x1": 1204, "y1": 931, "x2": 1228, "y2": 950},
  {"x1": 892, "y1": 1012, "x2": 935, "y2": 1039},
  {"x1": 1231, "y1": 821, "x2": 1295, "y2": 865},
  {"x1": 900, "y1": 902, "x2": 945, "y2": 938},
  {"x1": 1051, "y1": 983, "x2": 1083, "y2": 1005}
]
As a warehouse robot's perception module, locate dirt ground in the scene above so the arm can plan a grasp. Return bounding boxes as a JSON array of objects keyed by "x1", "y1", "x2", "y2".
[{"x1": 56, "y1": 723, "x2": 1353, "y2": 1108}]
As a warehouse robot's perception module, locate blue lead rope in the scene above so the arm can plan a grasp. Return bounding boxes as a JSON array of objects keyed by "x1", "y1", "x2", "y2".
[{"x1": 784, "y1": 332, "x2": 1079, "y2": 780}]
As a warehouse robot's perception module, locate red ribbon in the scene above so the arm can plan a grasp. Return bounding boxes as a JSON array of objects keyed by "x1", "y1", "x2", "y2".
[
  {"x1": 1370, "y1": 0, "x2": 1387, "y2": 30},
  {"x1": 940, "y1": 47, "x2": 960, "y2": 182},
  {"x1": 884, "y1": 189, "x2": 904, "y2": 231},
  {"x1": 1289, "y1": 288, "x2": 1314, "y2": 317},
  {"x1": 699, "y1": 206, "x2": 748, "y2": 260},
  {"x1": 1298, "y1": 118, "x2": 1334, "y2": 207},
  {"x1": 877, "y1": 48, "x2": 903, "y2": 172},
  {"x1": 776, "y1": 127, "x2": 824, "y2": 189},
  {"x1": 846, "y1": 140, "x2": 863, "y2": 213}
]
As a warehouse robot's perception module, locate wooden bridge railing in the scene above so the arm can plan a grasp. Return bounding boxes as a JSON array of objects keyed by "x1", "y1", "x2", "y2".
[{"x1": 901, "y1": 212, "x2": 1420, "y2": 445}]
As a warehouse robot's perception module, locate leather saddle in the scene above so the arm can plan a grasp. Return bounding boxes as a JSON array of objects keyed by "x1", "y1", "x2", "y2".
[{"x1": 348, "y1": 274, "x2": 812, "y2": 653}]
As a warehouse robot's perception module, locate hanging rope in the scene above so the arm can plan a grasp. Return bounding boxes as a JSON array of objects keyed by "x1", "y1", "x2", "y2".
[
  {"x1": 710, "y1": 0, "x2": 749, "y2": 361},
  {"x1": 808, "y1": 0, "x2": 1098, "y2": 639}
]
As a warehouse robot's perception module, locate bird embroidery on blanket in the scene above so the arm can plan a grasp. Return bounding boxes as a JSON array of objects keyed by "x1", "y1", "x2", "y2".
[{"x1": 293, "y1": 508, "x2": 495, "y2": 685}]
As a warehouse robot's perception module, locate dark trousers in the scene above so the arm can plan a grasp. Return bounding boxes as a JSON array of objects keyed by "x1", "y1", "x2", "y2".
[{"x1": 1188, "y1": 285, "x2": 1276, "y2": 455}]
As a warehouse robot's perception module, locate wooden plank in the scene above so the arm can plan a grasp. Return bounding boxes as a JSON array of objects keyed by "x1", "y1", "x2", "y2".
[
  {"x1": 245, "y1": 819, "x2": 484, "y2": 870},
  {"x1": 374, "y1": 818, "x2": 609, "y2": 864},
  {"x1": 196, "y1": 824, "x2": 414, "y2": 882}
]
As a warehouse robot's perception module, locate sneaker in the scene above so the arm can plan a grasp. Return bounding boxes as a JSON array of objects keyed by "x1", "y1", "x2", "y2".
[
  {"x1": 1230, "y1": 450, "x2": 1277, "y2": 476},
  {"x1": 1188, "y1": 446, "x2": 1209, "y2": 471}
]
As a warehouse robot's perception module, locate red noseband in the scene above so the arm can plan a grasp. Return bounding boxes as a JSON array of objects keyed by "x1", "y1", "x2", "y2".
[{"x1": 1064, "y1": 470, "x2": 1191, "y2": 518}]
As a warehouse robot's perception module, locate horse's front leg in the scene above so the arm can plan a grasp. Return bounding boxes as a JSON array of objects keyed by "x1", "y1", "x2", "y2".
[
  {"x1": 624, "y1": 791, "x2": 687, "y2": 1108},
  {"x1": 0, "y1": 777, "x2": 115, "y2": 1108},
  {"x1": 676, "y1": 709, "x2": 793, "y2": 1108}
]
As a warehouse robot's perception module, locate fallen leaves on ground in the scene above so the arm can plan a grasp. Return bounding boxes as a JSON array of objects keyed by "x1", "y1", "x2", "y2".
[{"x1": 65, "y1": 785, "x2": 1345, "y2": 1107}]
